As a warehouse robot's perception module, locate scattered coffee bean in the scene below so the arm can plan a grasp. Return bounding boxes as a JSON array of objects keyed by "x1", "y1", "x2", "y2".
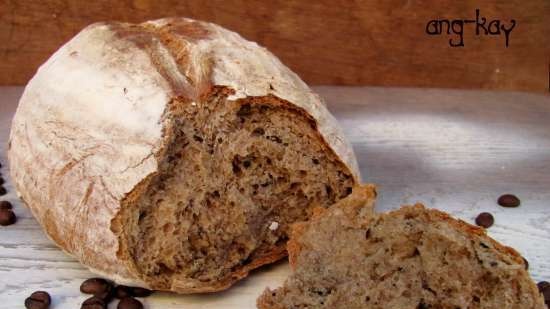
[
  {"x1": 0, "y1": 200, "x2": 12, "y2": 210},
  {"x1": 497, "y1": 194, "x2": 520, "y2": 207},
  {"x1": 129, "y1": 286, "x2": 153, "y2": 297},
  {"x1": 95, "y1": 287, "x2": 114, "y2": 303},
  {"x1": 25, "y1": 291, "x2": 51, "y2": 309},
  {"x1": 538, "y1": 282, "x2": 550, "y2": 300},
  {"x1": 114, "y1": 285, "x2": 132, "y2": 299},
  {"x1": 114, "y1": 285, "x2": 153, "y2": 299},
  {"x1": 30, "y1": 291, "x2": 51, "y2": 304},
  {"x1": 25, "y1": 298, "x2": 48, "y2": 309},
  {"x1": 539, "y1": 281, "x2": 550, "y2": 291},
  {"x1": 0, "y1": 177, "x2": 4, "y2": 185},
  {"x1": 0, "y1": 186, "x2": 6, "y2": 196},
  {"x1": 522, "y1": 257, "x2": 529, "y2": 270},
  {"x1": 117, "y1": 297, "x2": 143, "y2": 309},
  {"x1": 0, "y1": 208, "x2": 16, "y2": 226},
  {"x1": 475, "y1": 212, "x2": 494, "y2": 228},
  {"x1": 81, "y1": 296, "x2": 106, "y2": 309},
  {"x1": 80, "y1": 278, "x2": 112, "y2": 297}
]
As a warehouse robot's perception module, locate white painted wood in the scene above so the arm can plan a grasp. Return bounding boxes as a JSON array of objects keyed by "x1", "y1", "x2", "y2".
[{"x1": 0, "y1": 86, "x2": 549, "y2": 308}]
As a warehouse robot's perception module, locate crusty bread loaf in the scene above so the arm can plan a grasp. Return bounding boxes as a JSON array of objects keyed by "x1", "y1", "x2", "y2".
[
  {"x1": 258, "y1": 188, "x2": 545, "y2": 309},
  {"x1": 8, "y1": 17, "x2": 359, "y2": 293}
]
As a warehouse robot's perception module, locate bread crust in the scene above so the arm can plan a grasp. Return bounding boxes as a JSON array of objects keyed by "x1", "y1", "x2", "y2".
[{"x1": 8, "y1": 18, "x2": 360, "y2": 292}]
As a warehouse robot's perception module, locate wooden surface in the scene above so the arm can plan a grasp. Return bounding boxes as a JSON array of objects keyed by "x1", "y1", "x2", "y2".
[
  {"x1": 1, "y1": 86, "x2": 550, "y2": 308},
  {"x1": 1, "y1": 1, "x2": 549, "y2": 91}
]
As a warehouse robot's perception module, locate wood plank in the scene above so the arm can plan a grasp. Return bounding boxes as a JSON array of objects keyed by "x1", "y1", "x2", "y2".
[
  {"x1": 0, "y1": 1, "x2": 548, "y2": 91},
  {"x1": 0, "y1": 86, "x2": 549, "y2": 308}
]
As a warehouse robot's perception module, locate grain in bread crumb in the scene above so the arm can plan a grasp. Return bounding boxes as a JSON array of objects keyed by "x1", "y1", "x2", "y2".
[{"x1": 269, "y1": 221, "x2": 279, "y2": 230}]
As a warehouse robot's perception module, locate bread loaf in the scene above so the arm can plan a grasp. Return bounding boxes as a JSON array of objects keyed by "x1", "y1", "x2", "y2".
[
  {"x1": 258, "y1": 188, "x2": 545, "y2": 309},
  {"x1": 8, "y1": 18, "x2": 359, "y2": 293}
]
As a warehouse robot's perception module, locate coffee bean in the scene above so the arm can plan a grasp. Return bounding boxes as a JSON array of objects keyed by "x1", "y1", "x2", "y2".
[
  {"x1": 475, "y1": 212, "x2": 494, "y2": 228},
  {"x1": 28, "y1": 291, "x2": 51, "y2": 305},
  {"x1": 0, "y1": 186, "x2": 6, "y2": 196},
  {"x1": 497, "y1": 194, "x2": 520, "y2": 207},
  {"x1": 0, "y1": 208, "x2": 16, "y2": 226},
  {"x1": 117, "y1": 297, "x2": 143, "y2": 309},
  {"x1": 538, "y1": 282, "x2": 550, "y2": 301},
  {"x1": 0, "y1": 177, "x2": 4, "y2": 185},
  {"x1": 129, "y1": 286, "x2": 153, "y2": 297},
  {"x1": 81, "y1": 296, "x2": 106, "y2": 309},
  {"x1": 80, "y1": 278, "x2": 112, "y2": 297},
  {"x1": 25, "y1": 291, "x2": 51, "y2": 309},
  {"x1": 114, "y1": 285, "x2": 132, "y2": 299},
  {"x1": 538, "y1": 281, "x2": 550, "y2": 294},
  {"x1": 95, "y1": 287, "x2": 114, "y2": 303},
  {"x1": 25, "y1": 298, "x2": 48, "y2": 309},
  {"x1": 522, "y1": 257, "x2": 529, "y2": 270},
  {"x1": 0, "y1": 200, "x2": 12, "y2": 210}
]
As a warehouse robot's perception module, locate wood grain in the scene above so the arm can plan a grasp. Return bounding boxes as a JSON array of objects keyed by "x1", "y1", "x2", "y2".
[
  {"x1": 0, "y1": 1, "x2": 548, "y2": 91},
  {"x1": 0, "y1": 86, "x2": 549, "y2": 308}
]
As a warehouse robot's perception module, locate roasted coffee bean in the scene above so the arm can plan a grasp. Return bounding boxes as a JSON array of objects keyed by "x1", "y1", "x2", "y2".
[
  {"x1": 0, "y1": 186, "x2": 6, "y2": 196},
  {"x1": 81, "y1": 296, "x2": 106, "y2": 309},
  {"x1": 538, "y1": 281, "x2": 550, "y2": 300},
  {"x1": 475, "y1": 212, "x2": 494, "y2": 228},
  {"x1": 80, "y1": 278, "x2": 112, "y2": 296},
  {"x1": 29, "y1": 291, "x2": 51, "y2": 305},
  {"x1": 25, "y1": 291, "x2": 51, "y2": 309},
  {"x1": 0, "y1": 200, "x2": 12, "y2": 210},
  {"x1": 129, "y1": 286, "x2": 153, "y2": 297},
  {"x1": 114, "y1": 285, "x2": 132, "y2": 299},
  {"x1": 95, "y1": 286, "x2": 114, "y2": 303},
  {"x1": 497, "y1": 194, "x2": 520, "y2": 207},
  {"x1": 0, "y1": 208, "x2": 16, "y2": 226},
  {"x1": 538, "y1": 281, "x2": 550, "y2": 295},
  {"x1": 117, "y1": 297, "x2": 143, "y2": 309},
  {"x1": 25, "y1": 298, "x2": 48, "y2": 309},
  {"x1": 0, "y1": 177, "x2": 4, "y2": 185}
]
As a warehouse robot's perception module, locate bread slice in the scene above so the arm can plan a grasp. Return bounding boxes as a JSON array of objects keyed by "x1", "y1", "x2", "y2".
[
  {"x1": 8, "y1": 18, "x2": 359, "y2": 293},
  {"x1": 258, "y1": 190, "x2": 545, "y2": 309}
]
